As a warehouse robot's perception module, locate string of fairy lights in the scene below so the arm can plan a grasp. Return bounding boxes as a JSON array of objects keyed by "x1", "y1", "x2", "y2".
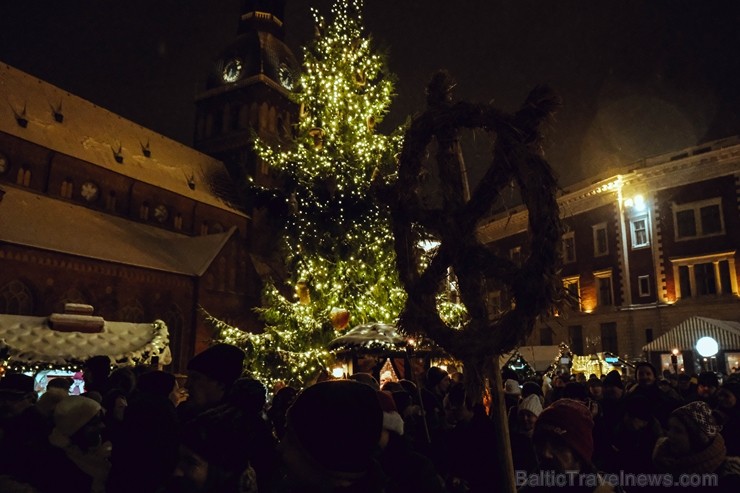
[{"x1": 214, "y1": 0, "x2": 467, "y2": 390}]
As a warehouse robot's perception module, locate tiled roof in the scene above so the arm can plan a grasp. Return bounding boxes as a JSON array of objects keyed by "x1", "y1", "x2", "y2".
[
  {"x1": 0, "y1": 186, "x2": 234, "y2": 276},
  {"x1": 0, "y1": 313, "x2": 169, "y2": 367},
  {"x1": 0, "y1": 62, "x2": 243, "y2": 215}
]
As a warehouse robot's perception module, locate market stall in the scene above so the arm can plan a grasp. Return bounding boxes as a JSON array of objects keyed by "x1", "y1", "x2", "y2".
[
  {"x1": 0, "y1": 303, "x2": 170, "y2": 393},
  {"x1": 327, "y1": 322, "x2": 449, "y2": 384}
]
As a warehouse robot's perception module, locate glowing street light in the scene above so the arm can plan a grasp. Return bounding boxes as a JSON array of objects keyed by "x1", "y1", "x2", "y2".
[
  {"x1": 696, "y1": 336, "x2": 719, "y2": 372},
  {"x1": 696, "y1": 336, "x2": 719, "y2": 358}
]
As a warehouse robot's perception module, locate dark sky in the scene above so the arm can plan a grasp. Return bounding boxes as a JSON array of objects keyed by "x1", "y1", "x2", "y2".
[{"x1": 1, "y1": 1, "x2": 739, "y2": 186}]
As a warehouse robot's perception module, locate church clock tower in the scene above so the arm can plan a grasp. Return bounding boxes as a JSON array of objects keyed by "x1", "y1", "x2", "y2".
[{"x1": 194, "y1": 0, "x2": 299, "y2": 191}]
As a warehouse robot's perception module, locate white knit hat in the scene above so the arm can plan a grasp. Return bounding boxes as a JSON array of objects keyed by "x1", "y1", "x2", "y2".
[
  {"x1": 49, "y1": 396, "x2": 101, "y2": 448},
  {"x1": 518, "y1": 393, "x2": 543, "y2": 417},
  {"x1": 504, "y1": 379, "x2": 522, "y2": 396}
]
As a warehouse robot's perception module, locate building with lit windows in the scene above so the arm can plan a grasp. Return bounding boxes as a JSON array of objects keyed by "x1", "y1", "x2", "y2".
[{"x1": 477, "y1": 136, "x2": 740, "y2": 374}]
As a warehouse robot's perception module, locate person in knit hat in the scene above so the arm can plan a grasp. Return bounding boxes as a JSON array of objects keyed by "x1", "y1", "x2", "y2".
[
  {"x1": 653, "y1": 400, "x2": 740, "y2": 489},
  {"x1": 421, "y1": 366, "x2": 451, "y2": 442},
  {"x1": 275, "y1": 380, "x2": 385, "y2": 492},
  {"x1": 518, "y1": 394, "x2": 543, "y2": 432},
  {"x1": 28, "y1": 395, "x2": 112, "y2": 493},
  {"x1": 603, "y1": 370, "x2": 624, "y2": 401},
  {"x1": 179, "y1": 343, "x2": 245, "y2": 421},
  {"x1": 510, "y1": 394, "x2": 542, "y2": 474},
  {"x1": 533, "y1": 398, "x2": 595, "y2": 472},
  {"x1": 606, "y1": 394, "x2": 663, "y2": 478}
]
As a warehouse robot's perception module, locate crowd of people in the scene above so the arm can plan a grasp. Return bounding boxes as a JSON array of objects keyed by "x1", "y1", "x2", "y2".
[
  {"x1": 508, "y1": 363, "x2": 740, "y2": 492},
  {"x1": 1, "y1": 346, "x2": 740, "y2": 493}
]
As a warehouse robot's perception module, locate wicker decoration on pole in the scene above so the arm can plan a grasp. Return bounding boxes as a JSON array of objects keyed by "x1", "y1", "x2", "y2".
[{"x1": 374, "y1": 71, "x2": 563, "y2": 493}]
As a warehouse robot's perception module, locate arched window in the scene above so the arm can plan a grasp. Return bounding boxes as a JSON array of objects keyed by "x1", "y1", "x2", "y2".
[
  {"x1": 174, "y1": 213, "x2": 183, "y2": 230},
  {"x1": 268, "y1": 106, "x2": 277, "y2": 133},
  {"x1": 259, "y1": 103, "x2": 269, "y2": 132},
  {"x1": 54, "y1": 288, "x2": 87, "y2": 313},
  {"x1": 0, "y1": 280, "x2": 34, "y2": 314},
  {"x1": 119, "y1": 300, "x2": 145, "y2": 323},
  {"x1": 250, "y1": 103, "x2": 259, "y2": 127},
  {"x1": 139, "y1": 202, "x2": 150, "y2": 221},
  {"x1": 16, "y1": 167, "x2": 31, "y2": 187},
  {"x1": 239, "y1": 105, "x2": 250, "y2": 129},
  {"x1": 106, "y1": 191, "x2": 117, "y2": 212},
  {"x1": 61, "y1": 178, "x2": 74, "y2": 199}
]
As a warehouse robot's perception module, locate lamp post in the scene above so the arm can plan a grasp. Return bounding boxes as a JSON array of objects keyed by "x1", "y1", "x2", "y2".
[{"x1": 671, "y1": 348, "x2": 680, "y2": 374}]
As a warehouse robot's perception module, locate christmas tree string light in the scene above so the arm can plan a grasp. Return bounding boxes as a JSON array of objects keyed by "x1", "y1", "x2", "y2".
[{"x1": 211, "y1": 0, "x2": 411, "y2": 389}]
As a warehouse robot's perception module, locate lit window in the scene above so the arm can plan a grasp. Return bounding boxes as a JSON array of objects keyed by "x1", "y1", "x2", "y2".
[
  {"x1": 638, "y1": 275, "x2": 651, "y2": 297},
  {"x1": 671, "y1": 252, "x2": 737, "y2": 299},
  {"x1": 562, "y1": 231, "x2": 576, "y2": 264},
  {"x1": 673, "y1": 198, "x2": 724, "y2": 240},
  {"x1": 630, "y1": 216, "x2": 649, "y2": 248},
  {"x1": 593, "y1": 223, "x2": 608, "y2": 256},
  {"x1": 16, "y1": 167, "x2": 31, "y2": 187},
  {"x1": 594, "y1": 270, "x2": 613, "y2": 307},
  {"x1": 60, "y1": 178, "x2": 73, "y2": 199},
  {"x1": 563, "y1": 276, "x2": 581, "y2": 311}
]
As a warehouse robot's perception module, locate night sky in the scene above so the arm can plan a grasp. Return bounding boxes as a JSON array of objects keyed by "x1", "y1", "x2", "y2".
[{"x1": 1, "y1": 0, "x2": 738, "y2": 187}]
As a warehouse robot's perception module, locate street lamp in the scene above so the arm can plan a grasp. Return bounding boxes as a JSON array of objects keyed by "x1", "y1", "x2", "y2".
[
  {"x1": 696, "y1": 336, "x2": 719, "y2": 371},
  {"x1": 671, "y1": 348, "x2": 680, "y2": 374}
]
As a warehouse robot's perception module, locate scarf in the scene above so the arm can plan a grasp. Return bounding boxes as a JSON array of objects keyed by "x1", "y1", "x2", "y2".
[{"x1": 652, "y1": 434, "x2": 727, "y2": 475}]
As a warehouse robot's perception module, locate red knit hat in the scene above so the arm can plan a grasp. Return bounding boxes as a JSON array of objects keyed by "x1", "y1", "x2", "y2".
[{"x1": 534, "y1": 398, "x2": 594, "y2": 463}]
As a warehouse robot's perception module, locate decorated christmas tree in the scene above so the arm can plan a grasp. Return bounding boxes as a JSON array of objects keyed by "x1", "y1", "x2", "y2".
[{"x1": 212, "y1": 0, "x2": 407, "y2": 388}]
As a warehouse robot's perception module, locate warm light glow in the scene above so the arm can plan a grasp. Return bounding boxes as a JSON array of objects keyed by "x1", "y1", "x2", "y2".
[
  {"x1": 331, "y1": 366, "x2": 345, "y2": 379},
  {"x1": 625, "y1": 194, "x2": 646, "y2": 212},
  {"x1": 633, "y1": 194, "x2": 646, "y2": 211},
  {"x1": 696, "y1": 337, "x2": 719, "y2": 357},
  {"x1": 672, "y1": 348, "x2": 680, "y2": 356}
]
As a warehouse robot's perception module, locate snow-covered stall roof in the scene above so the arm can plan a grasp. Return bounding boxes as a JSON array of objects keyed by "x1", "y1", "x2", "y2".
[
  {"x1": 0, "y1": 62, "x2": 242, "y2": 215},
  {"x1": 0, "y1": 186, "x2": 234, "y2": 276},
  {"x1": 0, "y1": 313, "x2": 169, "y2": 369},
  {"x1": 328, "y1": 323, "x2": 444, "y2": 355}
]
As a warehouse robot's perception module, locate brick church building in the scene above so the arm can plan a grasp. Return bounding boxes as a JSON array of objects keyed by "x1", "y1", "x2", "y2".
[{"x1": 0, "y1": 1, "x2": 298, "y2": 371}]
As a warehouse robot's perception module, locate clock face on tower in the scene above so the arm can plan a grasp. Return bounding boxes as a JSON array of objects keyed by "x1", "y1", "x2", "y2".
[
  {"x1": 222, "y1": 58, "x2": 243, "y2": 83},
  {"x1": 278, "y1": 62, "x2": 294, "y2": 90}
]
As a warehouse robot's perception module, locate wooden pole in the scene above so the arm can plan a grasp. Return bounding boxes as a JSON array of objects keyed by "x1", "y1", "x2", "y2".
[{"x1": 490, "y1": 356, "x2": 517, "y2": 493}]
